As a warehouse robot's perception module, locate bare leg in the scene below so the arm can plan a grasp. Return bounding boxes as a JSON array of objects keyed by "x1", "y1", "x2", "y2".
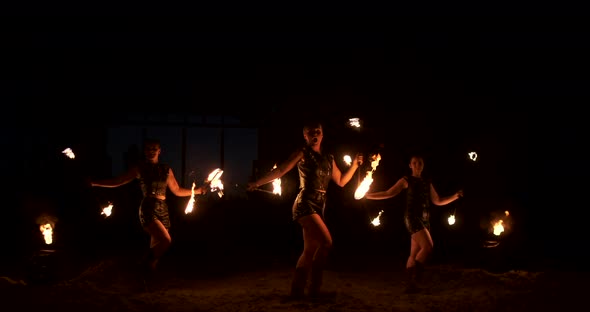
[
  {"x1": 143, "y1": 219, "x2": 172, "y2": 271},
  {"x1": 412, "y1": 228, "x2": 433, "y2": 265},
  {"x1": 405, "y1": 228, "x2": 433, "y2": 292},
  {"x1": 290, "y1": 214, "x2": 332, "y2": 298}
]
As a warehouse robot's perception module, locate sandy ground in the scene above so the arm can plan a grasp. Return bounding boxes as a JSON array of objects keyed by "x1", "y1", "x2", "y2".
[{"x1": 1, "y1": 248, "x2": 585, "y2": 312}]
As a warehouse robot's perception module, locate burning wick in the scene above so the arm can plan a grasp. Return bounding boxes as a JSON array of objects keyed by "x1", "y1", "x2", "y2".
[
  {"x1": 343, "y1": 155, "x2": 352, "y2": 166},
  {"x1": 468, "y1": 151, "x2": 478, "y2": 161},
  {"x1": 271, "y1": 164, "x2": 282, "y2": 195},
  {"x1": 62, "y1": 147, "x2": 75, "y2": 159},
  {"x1": 185, "y1": 182, "x2": 196, "y2": 214},
  {"x1": 101, "y1": 203, "x2": 114, "y2": 217},
  {"x1": 40, "y1": 223, "x2": 53, "y2": 245},
  {"x1": 492, "y1": 210, "x2": 510, "y2": 236},
  {"x1": 348, "y1": 118, "x2": 361, "y2": 128},
  {"x1": 493, "y1": 220, "x2": 504, "y2": 236},
  {"x1": 207, "y1": 169, "x2": 224, "y2": 198},
  {"x1": 354, "y1": 153, "x2": 381, "y2": 200},
  {"x1": 448, "y1": 214, "x2": 456, "y2": 225},
  {"x1": 370, "y1": 210, "x2": 384, "y2": 227}
]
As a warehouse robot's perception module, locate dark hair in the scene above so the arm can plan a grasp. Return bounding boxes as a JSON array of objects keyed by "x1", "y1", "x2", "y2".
[
  {"x1": 302, "y1": 118, "x2": 323, "y2": 132},
  {"x1": 143, "y1": 138, "x2": 161, "y2": 147}
]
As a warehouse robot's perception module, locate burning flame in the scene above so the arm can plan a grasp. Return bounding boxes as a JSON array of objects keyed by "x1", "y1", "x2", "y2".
[
  {"x1": 40, "y1": 223, "x2": 53, "y2": 245},
  {"x1": 468, "y1": 151, "x2": 478, "y2": 161},
  {"x1": 207, "y1": 168, "x2": 224, "y2": 198},
  {"x1": 347, "y1": 118, "x2": 361, "y2": 128},
  {"x1": 370, "y1": 210, "x2": 384, "y2": 227},
  {"x1": 354, "y1": 153, "x2": 381, "y2": 200},
  {"x1": 492, "y1": 210, "x2": 510, "y2": 236},
  {"x1": 493, "y1": 220, "x2": 504, "y2": 236},
  {"x1": 343, "y1": 155, "x2": 352, "y2": 166},
  {"x1": 448, "y1": 214, "x2": 456, "y2": 225},
  {"x1": 62, "y1": 147, "x2": 75, "y2": 159},
  {"x1": 271, "y1": 164, "x2": 282, "y2": 195},
  {"x1": 101, "y1": 203, "x2": 113, "y2": 217},
  {"x1": 185, "y1": 182, "x2": 196, "y2": 214}
]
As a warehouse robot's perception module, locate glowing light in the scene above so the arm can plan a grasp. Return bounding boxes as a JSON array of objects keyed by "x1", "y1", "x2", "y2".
[
  {"x1": 370, "y1": 210, "x2": 384, "y2": 227},
  {"x1": 62, "y1": 148, "x2": 75, "y2": 159}
]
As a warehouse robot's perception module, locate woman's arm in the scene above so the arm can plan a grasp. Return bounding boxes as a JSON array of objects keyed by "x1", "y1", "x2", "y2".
[
  {"x1": 91, "y1": 167, "x2": 138, "y2": 188},
  {"x1": 331, "y1": 153, "x2": 362, "y2": 187},
  {"x1": 430, "y1": 184, "x2": 463, "y2": 206},
  {"x1": 247, "y1": 148, "x2": 304, "y2": 190},
  {"x1": 365, "y1": 177, "x2": 407, "y2": 200}
]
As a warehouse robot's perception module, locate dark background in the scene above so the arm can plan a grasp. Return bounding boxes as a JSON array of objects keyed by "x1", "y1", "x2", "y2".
[{"x1": 1, "y1": 15, "x2": 584, "y2": 274}]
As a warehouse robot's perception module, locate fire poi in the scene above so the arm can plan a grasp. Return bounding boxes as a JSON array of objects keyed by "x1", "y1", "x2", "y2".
[
  {"x1": 62, "y1": 147, "x2": 75, "y2": 159},
  {"x1": 207, "y1": 168, "x2": 224, "y2": 198},
  {"x1": 36, "y1": 214, "x2": 58, "y2": 245},
  {"x1": 253, "y1": 165, "x2": 282, "y2": 195},
  {"x1": 492, "y1": 210, "x2": 510, "y2": 236},
  {"x1": 354, "y1": 153, "x2": 381, "y2": 200},
  {"x1": 185, "y1": 182, "x2": 197, "y2": 214},
  {"x1": 40, "y1": 223, "x2": 53, "y2": 245},
  {"x1": 343, "y1": 155, "x2": 352, "y2": 166},
  {"x1": 101, "y1": 202, "x2": 114, "y2": 217},
  {"x1": 370, "y1": 210, "x2": 384, "y2": 227},
  {"x1": 347, "y1": 117, "x2": 361, "y2": 128},
  {"x1": 271, "y1": 164, "x2": 282, "y2": 195},
  {"x1": 448, "y1": 214, "x2": 456, "y2": 225}
]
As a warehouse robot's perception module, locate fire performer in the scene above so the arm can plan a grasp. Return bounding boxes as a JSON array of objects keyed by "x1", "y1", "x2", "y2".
[
  {"x1": 364, "y1": 154, "x2": 463, "y2": 292},
  {"x1": 247, "y1": 120, "x2": 363, "y2": 300},
  {"x1": 90, "y1": 138, "x2": 208, "y2": 273}
]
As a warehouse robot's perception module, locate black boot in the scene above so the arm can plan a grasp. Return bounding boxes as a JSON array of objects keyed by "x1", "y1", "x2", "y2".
[
  {"x1": 414, "y1": 261, "x2": 425, "y2": 283},
  {"x1": 404, "y1": 266, "x2": 420, "y2": 293},
  {"x1": 309, "y1": 265, "x2": 337, "y2": 300},
  {"x1": 308, "y1": 266, "x2": 323, "y2": 298},
  {"x1": 288, "y1": 267, "x2": 308, "y2": 300}
]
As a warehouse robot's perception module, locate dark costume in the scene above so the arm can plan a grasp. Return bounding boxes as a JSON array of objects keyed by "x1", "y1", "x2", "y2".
[
  {"x1": 403, "y1": 175, "x2": 432, "y2": 234},
  {"x1": 292, "y1": 146, "x2": 334, "y2": 221},
  {"x1": 138, "y1": 162, "x2": 171, "y2": 229},
  {"x1": 290, "y1": 145, "x2": 335, "y2": 298}
]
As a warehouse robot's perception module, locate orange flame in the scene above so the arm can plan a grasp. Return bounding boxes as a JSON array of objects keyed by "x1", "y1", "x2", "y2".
[
  {"x1": 40, "y1": 223, "x2": 53, "y2": 245},
  {"x1": 492, "y1": 210, "x2": 510, "y2": 236},
  {"x1": 370, "y1": 210, "x2": 384, "y2": 227},
  {"x1": 271, "y1": 164, "x2": 282, "y2": 195},
  {"x1": 354, "y1": 154, "x2": 381, "y2": 200},
  {"x1": 101, "y1": 203, "x2": 113, "y2": 217},
  {"x1": 207, "y1": 169, "x2": 224, "y2": 198},
  {"x1": 185, "y1": 182, "x2": 196, "y2": 214},
  {"x1": 448, "y1": 214, "x2": 456, "y2": 225}
]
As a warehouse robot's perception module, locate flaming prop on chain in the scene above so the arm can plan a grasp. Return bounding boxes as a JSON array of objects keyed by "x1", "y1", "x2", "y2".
[
  {"x1": 347, "y1": 118, "x2": 361, "y2": 128},
  {"x1": 36, "y1": 214, "x2": 58, "y2": 245},
  {"x1": 271, "y1": 164, "x2": 282, "y2": 195},
  {"x1": 185, "y1": 182, "x2": 197, "y2": 214},
  {"x1": 343, "y1": 155, "x2": 352, "y2": 166},
  {"x1": 492, "y1": 210, "x2": 510, "y2": 236},
  {"x1": 207, "y1": 168, "x2": 224, "y2": 198},
  {"x1": 468, "y1": 151, "x2": 478, "y2": 162},
  {"x1": 448, "y1": 214, "x2": 456, "y2": 225},
  {"x1": 370, "y1": 210, "x2": 384, "y2": 227},
  {"x1": 62, "y1": 147, "x2": 75, "y2": 159},
  {"x1": 101, "y1": 202, "x2": 113, "y2": 217},
  {"x1": 354, "y1": 154, "x2": 381, "y2": 200},
  {"x1": 40, "y1": 223, "x2": 53, "y2": 245}
]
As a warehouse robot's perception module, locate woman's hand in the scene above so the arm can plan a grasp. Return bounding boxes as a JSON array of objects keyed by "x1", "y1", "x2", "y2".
[
  {"x1": 456, "y1": 189, "x2": 464, "y2": 198},
  {"x1": 354, "y1": 153, "x2": 364, "y2": 167},
  {"x1": 198, "y1": 185, "x2": 209, "y2": 195},
  {"x1": 246, "y1": 182, "x2": 259, "y2": 192}
]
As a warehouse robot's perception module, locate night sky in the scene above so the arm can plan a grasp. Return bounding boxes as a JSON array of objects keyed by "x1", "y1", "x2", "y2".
[{"x1": 2, "y1": 24, "x2": 585, "y2": 271}]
